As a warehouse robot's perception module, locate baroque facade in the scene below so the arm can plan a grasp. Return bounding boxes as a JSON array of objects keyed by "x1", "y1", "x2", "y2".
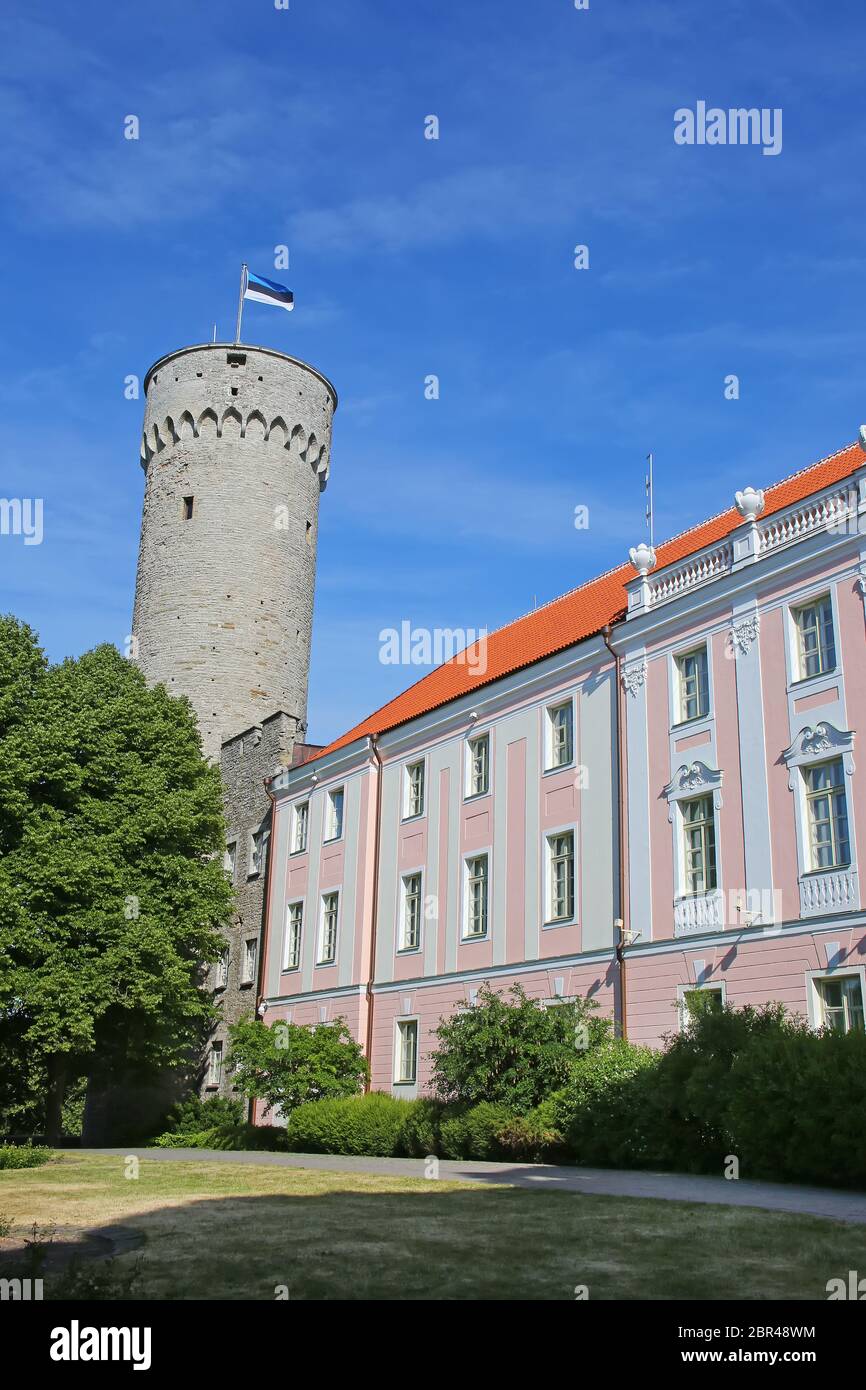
[{"x1": 251, "y1": 438, "x2": 866, "y2": 1103}]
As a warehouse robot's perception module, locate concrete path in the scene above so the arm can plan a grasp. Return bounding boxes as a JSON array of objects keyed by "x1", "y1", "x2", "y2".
[{"x1": 76, "y1": 1148, "x2": 866, "y2": 1225}]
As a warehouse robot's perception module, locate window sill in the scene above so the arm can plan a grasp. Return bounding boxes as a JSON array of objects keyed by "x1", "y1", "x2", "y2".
[
  {"x1": 315, "y1": 960, "x2": 337, "y2": 969},
  {"x1": 542, "y1": 917, "x2": 576, "y2": 930},
  {"x1": 289, "y1": 849, "x2": 308, "y2": 859},
  {"x1": 671, "y1": 713, "x2": 713, "y2": 733},
  {"x1": 460, "y1": 933, "x2": 489, "y2": 944},
  {"x1": 400, "y1": 812, "x2": 425, "y2": 825},
  {"x1": 463, "y1": 790, "x2": 491, "y2": 804},
  {"x1": 787, "y1": 669, "x2": 839, "y2": 696},
  {"x1": 396, "y1": 946, "x2": 422, "y2": 956},
  {"x1": 542, "y1": 761, "x2": 575, "y2": 777},
  {"x1": 322, "y1": 836, "x2": 343, "y2": 846}
]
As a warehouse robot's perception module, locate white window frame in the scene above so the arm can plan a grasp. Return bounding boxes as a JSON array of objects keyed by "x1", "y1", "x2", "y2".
[
  {"x1": 223, "y1": 842, "x2": 236, "y2": 880},
  {"x1": 782, "y1": 723, "x2": 859, "y2": 915},
  {"x1": 674, "y1": 644, "x2": 710, "y2": 725},
  {"x1": 792, "y1": 592, "x2": 837, "y2": 682},
  {"x1": 394, "y1": 1017, "x2": 419, "y2": 1085},
  {"x1": 544, "y1": 698, "x2": 575, "y2": 772},
  {"x1": 248, "y1": 826, "x2": 270, "y2": 879},
  {"x1": 206, "y1": 1041, "x2": 223, "y2": 1088},
  {"x1": 324, "y1": 786, "x2": 345, "y2": 843},
  {"x1": 465, "y1": 731, "x2": 491, "y2": 799},
  {"x1": 804, "y1": 758, "x2": 851, "y2": 872},
  {"x1": 543, "y1": 825, "x2": 577, "y2": 926},
  {"x1": 291, "y1": 800, "x2": 309, "y2": 855},
  {"x1": 241, "y1": 935, "x2": 258, "y2": 986},
  {"x1": 403, "y1": 759, "x2": 426, "y2": 820},
  {"x1": 398, "y1": 869, "x2": 424, "y2": 953},
  {"x1": 806, "y1": 966, "x2": 866, "y2": 1033},
  {"x1": 283, "y1": 899, "x2": 304, "y2": 972},
  {"x1": 664, "y1": 764, "x2": 724, "y2": 911},
  {"x1": 215, "y1": 946, "x2": 229, "y2": 991},
  {"x1": 677, "y1": 980, "x2": 726, "y2": 1031},
  {"x1": 317, "y1": 890, "x2": 339, "y2": 966},
  {"x1": 461, "y1": 850, "x2": 490, "y2": 941},
  {"x1": 680, "y1": 793, "x2": 719, "y2": 897}
]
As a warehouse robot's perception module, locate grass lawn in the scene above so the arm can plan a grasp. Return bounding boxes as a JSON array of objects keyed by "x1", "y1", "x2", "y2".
[{"x1": 0, "y1": 1151, "x2": 861, "y2": 1300}]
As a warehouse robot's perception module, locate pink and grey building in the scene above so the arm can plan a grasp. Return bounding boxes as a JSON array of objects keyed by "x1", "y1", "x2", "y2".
[{"x1": 251, "y1": 439, "x2": 866, "y2": 1101}]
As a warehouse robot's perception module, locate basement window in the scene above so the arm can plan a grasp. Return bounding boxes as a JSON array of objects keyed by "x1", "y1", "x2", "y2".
[{"x1": 182, "y1": 496, "x2": 194, "y2": 521}]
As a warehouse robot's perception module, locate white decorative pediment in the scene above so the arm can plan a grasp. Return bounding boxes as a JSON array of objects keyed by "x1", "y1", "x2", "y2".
[
  {"x1": 663, "y1": 761, "x2": 724, "y2": 821},
  {"x1": 621, "y1": 660, "x2": 647, "y2": 698},
  {"x1": 783, "y1": 722, "x2": 855, "y2": 788}
]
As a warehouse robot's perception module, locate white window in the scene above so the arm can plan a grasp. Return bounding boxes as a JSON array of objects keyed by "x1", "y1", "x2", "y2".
[
  {"x1": 805, "y1": 759, "x2": 850, "y2": 870},
  {"x1": 241, "y1": 936, "x2": 258, "y2": 985},
  {"x1": 676, "y1": 646, "x2": 709, "y2": 723},
  {"x1": 325, "y1": 787, "x2": 344, "y2": 842},
  {"x1": 399, "y1": 872, "x2": 422, "y2": 951},
  {"x1": 816, "y1": 975, "x2": 864, "y2": 1033},
  {"x1": 215, "y1": 947, "x2": 229, "y2": 991},
  {"x1": 292, "y1": 801, "x2": 309, "y2": 854},
  {"x1": 283, "y1": 901, "x2": 303, "y2": 972},
  {"x1": 404, "y1": 761, "x2": 425, "y2": 819},
  {"x1": 682, "y1": 795, "x2": 717, "y2": 895},
  {"x1": 546, "y1": 830, "x2": 575, "y2": 922},
  {"x1": 223, "y1": 842, "x2": 236, "y2": 880},
  {"x1": 794, "y1": 595, "x2": 836, "y2": 679},
  {"x1": 680, "y1": 986, "x2": 724, "y2": 1029},
  {"x1": 248, "y1": 827, "x2": 269, "y2": 878},
  {"x1": 463, "y1": 854, "x2": 489, "y2": 938},
  {"x1": 546, "y1": 700, "x2": 574, "y2": 770},
  {"x1": 395, "y1": 1019, "x2": 418, "y2": 1084},
  {"x1": 466, "y1": 733, "x2": 490, "y2": 797},
  {"x1": 318, "y1": 891, "x2": 339, "y2": 964},
  {"x1": 207, "y1": 1042, "x2": 223, "y2": 1088}
]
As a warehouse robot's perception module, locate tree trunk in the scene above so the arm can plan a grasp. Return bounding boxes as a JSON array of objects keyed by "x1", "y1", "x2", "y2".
[{"x1": 44, "y1": 1054, "x2": 68, "y2": 1145}]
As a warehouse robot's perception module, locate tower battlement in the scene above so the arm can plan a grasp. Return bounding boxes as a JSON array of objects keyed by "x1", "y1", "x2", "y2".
[{"x1": 131, "y1": 342, "x2": 337, "y2": 759}]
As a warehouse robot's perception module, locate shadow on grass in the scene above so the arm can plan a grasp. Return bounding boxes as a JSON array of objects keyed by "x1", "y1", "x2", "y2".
[{"x1": 34, "y1": 1174, "x2": 866, "y2": 1302}]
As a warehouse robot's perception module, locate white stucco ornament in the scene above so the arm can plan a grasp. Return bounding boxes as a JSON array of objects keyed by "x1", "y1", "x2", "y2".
[
  {"x1": 628, "y1": 542, "x2": 657, "y2": 576},
  {"x1": 734, "y1": 487, "x2": 765, "y2": 523},
  {"x1": 858, "y1": 424, "x2": 866, "y2": 453}
]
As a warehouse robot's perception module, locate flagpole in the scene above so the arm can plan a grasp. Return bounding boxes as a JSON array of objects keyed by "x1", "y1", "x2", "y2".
[
  {"x1": 234, "y1": 263, "x2": 248, "y2": 344},
  {"x1": 646, "y1": 452, "x2": 654, "y2": 549}
]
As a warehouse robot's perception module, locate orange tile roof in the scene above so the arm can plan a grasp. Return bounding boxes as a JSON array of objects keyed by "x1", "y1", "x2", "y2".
[{"x1": 316, "y1": 439, "x2": 863, "y2": 761}]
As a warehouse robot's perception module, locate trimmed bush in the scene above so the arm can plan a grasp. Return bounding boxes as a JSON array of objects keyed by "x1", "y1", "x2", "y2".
[
  {"x1": 727, "y1": 1025, "x2": 866, "y2": 1188},
  {"x1": 0, "y1": 1144, "x2": 52, "y2": 1169},
  {"x1": 286, "y1": 1092, "x2": 415, "y2": 1156},
  {"x1": 439, "y1": 1103, "x2": 514, "y2": 1160},
  {"x1": 397, "y1": 1097, "x2": 445, "y2": 1157}
]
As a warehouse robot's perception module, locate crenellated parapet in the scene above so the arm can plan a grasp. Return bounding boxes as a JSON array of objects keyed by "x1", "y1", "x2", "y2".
[{"x1": 140, "y1": 407, "x2": 330, "y2": 481}]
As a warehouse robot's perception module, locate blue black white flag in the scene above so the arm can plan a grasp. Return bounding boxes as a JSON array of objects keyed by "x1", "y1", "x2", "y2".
[{"x1": 244, "y1": 270, "x2": 294, "y2": 311}]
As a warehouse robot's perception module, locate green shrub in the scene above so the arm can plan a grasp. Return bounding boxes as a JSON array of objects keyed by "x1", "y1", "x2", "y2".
[
  {"x1": 727, "y1": 1025, "x2": 866, "y2": 1188},
  {"x1": 430, "y1": 984, "x2": 610, "y2": 1113},
  {"x1": 439, "y1": 1102, "x2": 514, "y2": 1159},
  {"x1": 494, "y1": 1107, "x2": 566, "y2": 1162},
  {"x1": 157, "y1": 1094, "x2": 244, "y2": 1139},
  {"x1": 397, "y1": 1097, "x2": 445, "y2": 1157},
  {"x1": 0, "y1": 1144, "x2": 52, "y2": 1169},
  {"x1": 286, "y1": 1093, "x2": 414, "y2": 1156},
  {"x1": 550, "y1": 1041, "x2": 659, "y2": 1166}
]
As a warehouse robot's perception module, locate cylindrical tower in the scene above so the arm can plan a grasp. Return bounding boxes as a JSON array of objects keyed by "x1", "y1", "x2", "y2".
[{"x1": 131, "y1": 343, "x2": 337, "y2": 758}]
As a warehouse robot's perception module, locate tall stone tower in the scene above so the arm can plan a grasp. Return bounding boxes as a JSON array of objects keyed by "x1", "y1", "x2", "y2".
[
  {"x1": 125, "y1": 341, "x2": 337, "y2": 1113},
  {"x1": 132, "y1": 343, "x2": 337, "y2": 759}
]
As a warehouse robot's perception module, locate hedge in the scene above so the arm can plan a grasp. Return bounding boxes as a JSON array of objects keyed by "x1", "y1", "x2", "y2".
[{"x1": 286, "y1": 1092, "x2": 416, "y2": 1156}]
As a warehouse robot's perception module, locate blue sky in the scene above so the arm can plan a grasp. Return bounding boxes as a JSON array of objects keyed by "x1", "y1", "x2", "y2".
[{"x1": 1, "y1": 0, "x2": 865, "y2": 743}]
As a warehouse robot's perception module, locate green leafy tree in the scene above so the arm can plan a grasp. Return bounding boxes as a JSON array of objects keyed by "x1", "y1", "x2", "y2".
[
  {"x1": 227, "y1": 1016, "x2": 369, "y2": 1117},
  {"x1": 0, "y1": 618, "x2": 232, "y2": 1141},
  {"x1": 430, "y1": 983, "x2": 609, "y2": 1113}
]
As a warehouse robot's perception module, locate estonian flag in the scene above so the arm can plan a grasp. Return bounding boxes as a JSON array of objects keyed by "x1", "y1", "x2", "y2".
[{"x1": 244, "y1": 269, "x2": 294, "y2": 312}]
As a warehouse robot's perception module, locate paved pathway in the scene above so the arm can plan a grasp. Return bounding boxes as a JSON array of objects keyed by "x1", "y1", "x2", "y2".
[{"x1": 77, "y1": 1148, "x2": 866, "y2": 1225}]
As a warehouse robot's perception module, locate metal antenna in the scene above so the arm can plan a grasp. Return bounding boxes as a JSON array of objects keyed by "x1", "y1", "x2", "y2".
[{"x1": 645, "y1": 452, "x2": 654, "y2": 549}]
